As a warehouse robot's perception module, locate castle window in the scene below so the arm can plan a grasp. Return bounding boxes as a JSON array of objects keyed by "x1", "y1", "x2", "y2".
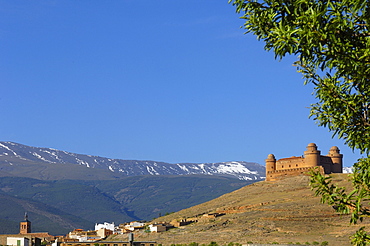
[
  {"x1": 282, "y1": 165, "x2": 284, "y2": 168},
  {"x1": 289, "y1": 165, "x2": 291, "y2": 168}
]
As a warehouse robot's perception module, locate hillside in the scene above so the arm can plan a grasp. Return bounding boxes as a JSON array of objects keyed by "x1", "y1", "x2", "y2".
[
  {"x1": 0, "y1": 175, "x2": 253, "y2": 234},
  {"x1": 0, "y1": 192, "x2": 92, "y2": 235},
  {"x1": 113, "y1": 174, "x2": 368, "y2": 246}
]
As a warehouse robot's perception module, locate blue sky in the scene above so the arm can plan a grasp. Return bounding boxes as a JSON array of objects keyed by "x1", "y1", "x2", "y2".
[{"x1": 0, "y1": 0, "x2": 361, "y2": 166}]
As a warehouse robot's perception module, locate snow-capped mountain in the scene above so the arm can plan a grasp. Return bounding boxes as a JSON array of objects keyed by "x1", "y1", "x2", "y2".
[
  {"x1": 342, "y1": 166, "x2": 353, "y2": 173},
  {"x1": 0, "y1": 141, "x2": 265, "y2": 180}
]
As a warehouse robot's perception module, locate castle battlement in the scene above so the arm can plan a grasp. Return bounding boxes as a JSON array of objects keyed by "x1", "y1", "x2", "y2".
[{"x1": 265, "y1": 143, "x2": 343, "y2": 181}]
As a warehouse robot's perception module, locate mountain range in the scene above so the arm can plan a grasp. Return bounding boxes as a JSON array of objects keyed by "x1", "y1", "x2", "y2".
[
  {"x1": 0, "y1": 141, "x2": 265, "y2": 181},
  {"x1": 0, "y1": 141, "x2": 265, "y2": 235}
]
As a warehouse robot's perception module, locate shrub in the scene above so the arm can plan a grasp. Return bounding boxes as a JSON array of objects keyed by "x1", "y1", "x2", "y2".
[{"x1": 321, "y1": 242, "x2": 329, "y2": 246}]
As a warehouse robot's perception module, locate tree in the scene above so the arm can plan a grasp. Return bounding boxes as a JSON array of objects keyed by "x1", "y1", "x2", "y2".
[{"x1": 228, "y1": 0, "x2": 370, "y2": 245}]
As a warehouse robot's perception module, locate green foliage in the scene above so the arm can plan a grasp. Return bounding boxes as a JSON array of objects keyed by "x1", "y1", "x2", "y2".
[
  {"x1": 229, "y1": 0, "x2": 370, "y2": 153},
  {"x1": 312, "y1": 242, "x2": 319, "y2": 245},
  {"x1": 226, "y1": 243, "x2": 241, "y2": 246},
  {"x1": 229, "y1": 0, "x2": 370, "y2": 245},
  {"x1": 321, "y1": 242, "x2": 328, "y2": 246}
]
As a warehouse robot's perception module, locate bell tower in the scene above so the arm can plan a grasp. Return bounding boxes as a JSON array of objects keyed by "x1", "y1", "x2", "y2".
[{"x1": 20, "y1": 212, "x2": 31, "y2": 234}]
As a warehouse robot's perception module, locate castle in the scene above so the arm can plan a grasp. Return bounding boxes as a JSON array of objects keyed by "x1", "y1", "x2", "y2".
[{"x1": 265, "y1": 143, "x2": 343, "y2": 181}]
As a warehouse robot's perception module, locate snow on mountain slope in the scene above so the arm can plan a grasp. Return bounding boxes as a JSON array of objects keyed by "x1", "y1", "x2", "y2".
[
  {"x1": 342, "y1": 166, "x2": 353, "y2": 173},
  {"x1": 0, "y1": 142, "x2": 265, "y2": 180}
]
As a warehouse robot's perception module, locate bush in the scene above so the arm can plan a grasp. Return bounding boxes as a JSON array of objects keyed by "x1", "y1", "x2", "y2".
[
  {"x1": 321, "y1": 242, "x2": 328, "y2": 246},
  {"x1": 312, "y1": 242, "x2": 319, "y2": 245}
]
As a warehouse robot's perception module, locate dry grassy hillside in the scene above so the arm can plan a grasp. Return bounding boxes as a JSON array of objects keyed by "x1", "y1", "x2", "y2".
[{"x1": 110, "y1": 174, "x2": 370, "y2": 245}]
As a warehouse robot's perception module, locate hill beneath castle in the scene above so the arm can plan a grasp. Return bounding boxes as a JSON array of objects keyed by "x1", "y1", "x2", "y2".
[{"x1": 112, "y1": 174, "x2": 369, "y2": 246}]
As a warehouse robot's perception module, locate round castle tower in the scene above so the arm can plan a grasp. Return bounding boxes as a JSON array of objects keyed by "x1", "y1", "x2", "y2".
[
  {"x1": 328, "y1": 146, "x2": 343, "y2": 173},
  {"x1": 303, "y1": 143, "x2": 321, "y2": 167},
  {"x1": 265, "y1": 154, "x2": 276, "y2": 172}
]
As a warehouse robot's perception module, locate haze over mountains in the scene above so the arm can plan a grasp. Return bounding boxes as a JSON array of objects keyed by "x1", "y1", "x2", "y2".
[{"x1": 0, "y1": 141, "x2": 265, "y2": 235}]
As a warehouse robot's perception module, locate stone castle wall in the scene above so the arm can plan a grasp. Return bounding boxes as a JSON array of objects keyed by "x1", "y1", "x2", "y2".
[{"x1": 265, "y1": 143, "x2": 342, "y2": 181}]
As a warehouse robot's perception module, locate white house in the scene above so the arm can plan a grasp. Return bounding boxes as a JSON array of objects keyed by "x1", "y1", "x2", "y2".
[
  {"x1": 95, "y1": 222, "x2": 115, "y2": 232},
  {"x1": 124, "y1": 221, "x2": 146, "y2": 231},
  {"x1": 148, "y1": 224, "x2": 167, "y2": 233},
  {"x1": 7, "y1": 237, "x2": 30, "y2": 246}
]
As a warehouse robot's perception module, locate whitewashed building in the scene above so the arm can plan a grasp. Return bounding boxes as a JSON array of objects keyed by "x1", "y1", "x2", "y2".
[
  {"x1": 95, "y1": 222, "x2": 115, "y2": 232},
  {"x1": 124, "y1": 221, "x2": 145, "y2": 231},
  {"x1": 7, "y1": 237, "x2": 30, "y2": 246}
]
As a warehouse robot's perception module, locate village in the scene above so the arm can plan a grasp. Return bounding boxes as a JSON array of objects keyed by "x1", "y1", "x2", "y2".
[{"x1": 0, "y1": 212, "x2": 226, "y2": 246}]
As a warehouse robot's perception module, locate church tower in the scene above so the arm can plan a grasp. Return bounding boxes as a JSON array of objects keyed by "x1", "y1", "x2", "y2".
[{"x1": 20, "y1": 212, "x2": 31, "y2": 234}]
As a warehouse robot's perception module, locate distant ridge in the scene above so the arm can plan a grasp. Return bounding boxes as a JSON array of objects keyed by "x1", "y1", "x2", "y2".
[{"x1": 0, "y1": 141, "x2": 265, "y2": 180}]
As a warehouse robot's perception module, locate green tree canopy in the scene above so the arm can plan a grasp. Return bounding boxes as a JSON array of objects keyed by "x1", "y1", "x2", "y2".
[{"x1": 229, "y1": 0, "x2": 370, "y2": 245}]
